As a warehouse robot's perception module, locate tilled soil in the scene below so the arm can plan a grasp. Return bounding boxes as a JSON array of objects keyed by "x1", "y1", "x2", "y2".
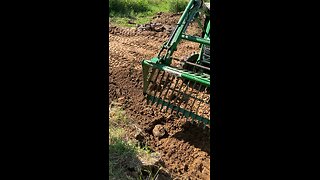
[{"x1": 109, "y1": 12, "x2": 210, "y2": 179}]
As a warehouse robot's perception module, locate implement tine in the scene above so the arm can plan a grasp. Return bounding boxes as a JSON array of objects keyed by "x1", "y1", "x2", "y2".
[
  {"x1": 160, "y1": 74, "x2": 175, "y2": 111},
  {"x1": 203, "y1": 122, "x2": 207, "y2": 129},
  {"x1": 150, "y1": 70, "x2": 165, "y2": 103},
  {"x1": 147, "y1": 67, "x2": 156, "y2": 83},
  {"x1": 175, "y1": 80, "x2": 191, "y2": 117},
  {"x1": 149, "y1": 69, "x2": 161, "y2": 102},
  {"x1": 169, "y1": 78, "x2": 184, "y2": 114},
  {"x1": 146, "y1": 68, "x2": 157, "y2": 104},
  {"x1": 164, "y1": 76, "x2": 180, "y2": 113},
  {"x1": 155, "y1": 72, "x2": 170, "y2": 107},
  {"x1": 182, "y1": 79, "x2": 198, "y2": 119},
  {"x1": 194, "y1": 86, "x2": 207, "y2": 124},
  {"x1": 190, "y1": 83, "x2": 202, "y2": 124}
]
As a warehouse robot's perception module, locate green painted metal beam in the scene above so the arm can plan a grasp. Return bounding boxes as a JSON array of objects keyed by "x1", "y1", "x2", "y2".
[
  {"x1": 142, "y1": 59, "x2": 210, "y2": 87},
  {"x1": 146, "y1": 95, "x2": 210, "y2": 125},
  {"x1": 181, "y1": 34, "x2": 210, "y2": 46}
]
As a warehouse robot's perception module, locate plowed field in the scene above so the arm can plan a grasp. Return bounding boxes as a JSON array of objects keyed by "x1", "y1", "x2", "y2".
[{"x1": 109, "y1": 12, "x2": 210, "y2": 179}]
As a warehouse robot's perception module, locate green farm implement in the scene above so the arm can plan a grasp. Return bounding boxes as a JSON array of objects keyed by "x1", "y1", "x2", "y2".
[{"x1": 142, "y1": 0, "x2": 211, "y2": 126}]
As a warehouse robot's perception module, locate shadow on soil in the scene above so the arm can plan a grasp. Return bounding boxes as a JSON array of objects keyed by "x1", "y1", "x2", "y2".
[
  {"x1": 109, "y1": 140, "x2": 173, "y2": 180},
  {"x1": 172, "y1": 121, "x2": 210, "y2": 154},
  {"x1": 109, "y1": 140, "x2": 141, "y2": 179}
]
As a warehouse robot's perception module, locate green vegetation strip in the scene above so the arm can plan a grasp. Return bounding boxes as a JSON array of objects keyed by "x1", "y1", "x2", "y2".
[
  {"x1": 109, "y1": 0, "x2": 190, "y2": 27},
  {"x1": 109, "y1": 104, "x2": 162, "y2": 180}
]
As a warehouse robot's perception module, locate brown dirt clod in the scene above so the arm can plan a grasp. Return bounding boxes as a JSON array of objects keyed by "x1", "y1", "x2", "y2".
[{"x1": 152, "y1": 124, "x2": 166, "y2": 138}]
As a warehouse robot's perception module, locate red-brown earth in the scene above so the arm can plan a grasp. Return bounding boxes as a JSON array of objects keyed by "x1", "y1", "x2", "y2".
[{"x1": 109, "y1": 12, "x2": 210, "y2": 180}]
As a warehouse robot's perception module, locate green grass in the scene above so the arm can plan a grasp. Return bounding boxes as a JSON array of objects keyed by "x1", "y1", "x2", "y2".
[
  {"x1": 167, "y1": 0, "x2": 189, "y2": 13},
  {"x1": 109, "y1": 0, "x2": 211, "y2": 27},
  {"x1": 109, "y1": 0, "x2": 190, "y2": 27},
  {"x1": 109, "y1": 103, "x2": 164, "y2": 180},
  {"x1": 109, "y1": 139, "x2": 138, "y2": 180}
]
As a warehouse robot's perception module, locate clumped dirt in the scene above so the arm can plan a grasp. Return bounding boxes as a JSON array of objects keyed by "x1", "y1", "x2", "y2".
[{"x1": 109, "y1": 12, "x2": 210, "y2": 179}]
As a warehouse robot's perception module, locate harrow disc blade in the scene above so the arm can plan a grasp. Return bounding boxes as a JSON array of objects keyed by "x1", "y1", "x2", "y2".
[{"x1": 142, "y1": 60, "x2": 210, "y2": 126}]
